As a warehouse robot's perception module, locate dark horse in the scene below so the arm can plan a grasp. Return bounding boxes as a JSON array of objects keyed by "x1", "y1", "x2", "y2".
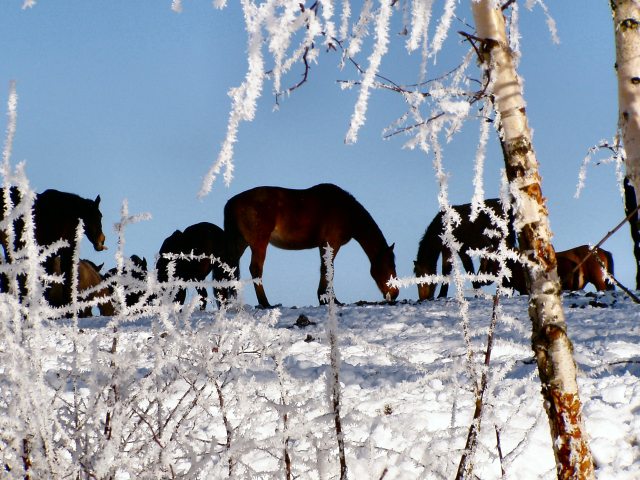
[
  {"x1": 414, "y1": 198, "x2": 525, "y2": 300},
  {"x1": 224, "y1": 184, "x2": 398, "y2": 308},
  {"x1": 0, "y1": 187, "x2": 107, "y2": 304},
  {"x1": 156, "y1": 222, "x2": 227, "y2": 309},
  {"x1": 556, "y1": 245, "x2": 614, "y2": 291},
  {"x1": 103, "y1": 254, "x2": 148, "y2": 311}
]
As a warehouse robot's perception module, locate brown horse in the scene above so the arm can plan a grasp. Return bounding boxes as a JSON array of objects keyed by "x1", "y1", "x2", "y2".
[
  {"x1": 414, "y1": 199, "x2": 521, "y2": 300},
  {"x1": 156, "y1": 222, "x2": 227, "y2": 309},
  {"x1": 224, "y1": 184, "x2": 398, "y2": 307},
  {"x1": 0, "y1": 187, "x2": 107, "y2": 304},
  {"x1": 555, "y1": 245, "x2": 614, "y2": 291},
  {"x1": 49, "y1": 257, "x2": 114, "y2": 317}
]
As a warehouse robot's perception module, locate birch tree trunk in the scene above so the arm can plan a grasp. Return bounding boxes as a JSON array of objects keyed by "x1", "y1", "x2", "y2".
[
  {"x1": 613, "y1": 1, "x2": 640, "y2": 289},
  {"x1": 470, "y1": 2, "x2": 595, "y2": 478}
]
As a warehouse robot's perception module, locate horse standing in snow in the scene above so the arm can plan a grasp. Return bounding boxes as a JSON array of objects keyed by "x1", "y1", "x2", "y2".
[
  {"x1": 555, "y1": 245, "x2": 614, "y2": 291},
  {"x1": 156, "y1": 222, "x2": 227, "y2": 309},
  {"x1": 0, "y1": 187, "x2": 107, "y2": 305},
  {"x1": 414, "y1": 199, "x2": 525, "y2": 300},
  {"x1": 223, "y1": 183, "x2": 398, "y2": 307}
]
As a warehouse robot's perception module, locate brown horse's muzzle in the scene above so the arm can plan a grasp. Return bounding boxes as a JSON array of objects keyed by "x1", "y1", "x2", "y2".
[
  {"x1": 93, "y1": 233, "x2": 108, "y2": 251},
  {"x1": 385, "y1": 285, "x2": 399, "y2": 301}
]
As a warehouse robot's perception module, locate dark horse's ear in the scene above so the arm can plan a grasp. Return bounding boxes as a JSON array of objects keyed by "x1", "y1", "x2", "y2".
[
  {"x1": 389, "y1": 243, "x2": 395, "y2": 251},
  {"x1": 94, "y1": 195, "x2": 101, "y2": 206}
]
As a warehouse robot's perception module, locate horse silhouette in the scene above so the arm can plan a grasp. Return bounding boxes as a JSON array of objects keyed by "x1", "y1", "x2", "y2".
[
  {"x1": 414, "y1": 199, "x2": 520, "y2": 300},
  {"x1": 224, "y1": 183, "x2": 398, "y2": 307},
  {"x1": 0, "y1": 187, "x2": 107, "y2": 304},
  {"x1": 556, "y1": 245, "x2": 614, "y2": 291},
  {"x1": 103, "y1": 254, "x2": 148, "y2": 311},
  {"x1": 156, "y1": 222, "x2": 227, "y2": 309}
]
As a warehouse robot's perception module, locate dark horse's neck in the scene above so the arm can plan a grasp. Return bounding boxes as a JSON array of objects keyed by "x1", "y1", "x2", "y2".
[{"x1": 350, "y1": 201, "x2": 390, "y2": 261}]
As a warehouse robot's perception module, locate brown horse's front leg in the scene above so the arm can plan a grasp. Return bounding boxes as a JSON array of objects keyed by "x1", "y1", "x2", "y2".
[
  {"x1": 249, "y1": 244, "x2": 271, "y2": 308},
  {"x1": 318, "y1": 246, "x2": 342, "y2": 305}
]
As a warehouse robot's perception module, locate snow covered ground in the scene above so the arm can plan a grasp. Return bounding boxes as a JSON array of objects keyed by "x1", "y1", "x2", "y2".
[{"x1": 3, "y1": 290, "x2": 639, "y2": 479}]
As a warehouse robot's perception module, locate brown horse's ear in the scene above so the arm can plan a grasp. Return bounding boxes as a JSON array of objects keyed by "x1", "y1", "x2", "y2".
[
  {"x1": 95, "y1": 195, "x2": 101, "y2": 206},
  {"x1": 97, "y1": 263, "x2": 104, "y2": 272}
]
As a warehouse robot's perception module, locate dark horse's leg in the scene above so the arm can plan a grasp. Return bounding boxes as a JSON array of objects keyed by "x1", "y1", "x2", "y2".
[
  {"x1": 175, "y1": 287, "x2": 187, "y2": 305},
  {"x1": 318, "y1": 245, "x2": 343, "y2": 305},
  {"x1": 196, "y1": 286, "x2": 208, "y2": 310},
  {"x1": 459, "y1": 251, "x2": 483, "y2": 290},
  {"x1": 47, "y1": 248, "x2": 75, "y2": 313},
  {"x1": 211, "y1": 264, "x2": 226, "y2": 308},
  {"x1": 439, "y1": 249, "x2": 477, "y2": 297},
  {"x1": 438, "y1": 247, "x2": 453, "y2": 298}
]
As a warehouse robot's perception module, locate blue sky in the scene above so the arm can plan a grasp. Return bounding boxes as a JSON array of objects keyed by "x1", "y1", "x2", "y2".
[{"x1": 0, "y1": 1, "x2": 628, "y2": 307}]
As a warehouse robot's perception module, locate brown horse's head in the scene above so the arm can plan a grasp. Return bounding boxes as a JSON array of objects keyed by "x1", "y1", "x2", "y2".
[
  {"x1": 413, "y1": 260, "x2": 436, "y2": 301},
  {"x1": 83, "y1": 195, "x2": 107, "y2": 251},
  {"x1": 371, "y1": 243, "x2": 399, "y2": 301}
]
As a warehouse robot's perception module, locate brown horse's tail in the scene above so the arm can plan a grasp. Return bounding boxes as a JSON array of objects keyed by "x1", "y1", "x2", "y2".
[
  {"x1": 222, "y1": 200, "x2": 246, "y2": 281},
  {"x1": 603, "y1": 249, "x2": 615, "y2": 290}
]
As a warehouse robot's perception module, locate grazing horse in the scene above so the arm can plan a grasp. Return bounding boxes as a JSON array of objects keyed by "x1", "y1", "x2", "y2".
[
  {"x1": 156, "y1": 222, "x2": 227, "y2": 309},
  {"x1": 224, "y1": 183, "x2": 398, "y2": 307},
  {"x1": 555, "y1": 245, "x2": 614, "y2": 291},
  {"x1": 414, "y1": 199, "x2": 518, "y2": 300},
  {"x1": 49, "y1": 258, "x2": 114, "y2": 317},
  {"x1": 104, "y1": 254, "x2": 148, "y2": 310},
  {"x1": 479, "y1": 256, "x2": 529, "y2": 296},
  {"x1": 0, "y1": 187, "x2": 107, "y2": 304}
]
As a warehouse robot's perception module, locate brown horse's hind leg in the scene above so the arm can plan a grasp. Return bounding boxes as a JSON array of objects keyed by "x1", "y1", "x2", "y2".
[
  {"x1": 249, "y1": 242, "x2": 271, "y2": 308},
  {"x1": 318, "y1": 245, "x2": 342, "y2": 305}
]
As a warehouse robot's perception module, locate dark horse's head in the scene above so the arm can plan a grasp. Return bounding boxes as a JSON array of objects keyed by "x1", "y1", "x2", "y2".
[
  {"x1": 371, "y1": 243, "x2": 399, "y2": 301},
  {"x1": 34, "y1": 190, "x2": 107, "y2": 252},
  {"x1": 413, "y1": 260, "x2": 436, "y2": 301},
  {"x1": 83, "y1": 195, "x2": 107, "y2": 252}
]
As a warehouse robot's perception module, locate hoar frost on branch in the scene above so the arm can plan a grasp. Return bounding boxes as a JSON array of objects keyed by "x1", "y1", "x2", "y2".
[{"x1": 196, "y1": 0, "x2": 558, "y2": 198}]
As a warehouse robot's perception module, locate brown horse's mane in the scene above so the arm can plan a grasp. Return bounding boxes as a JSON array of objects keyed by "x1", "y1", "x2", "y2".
[{"x1": 332, "y1": 184, "x2": 391, "y2": 257}]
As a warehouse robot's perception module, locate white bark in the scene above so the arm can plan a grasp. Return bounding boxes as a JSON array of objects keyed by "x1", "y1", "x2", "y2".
[
  {"x1": 613, "y1": 0, "x2": 640, "y2": 207},
  {"x1": 471, "y1": 1, "x2": 595, "y2": 478}
]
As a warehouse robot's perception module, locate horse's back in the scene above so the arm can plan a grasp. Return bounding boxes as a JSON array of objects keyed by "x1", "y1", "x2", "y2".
[
  {"x1": 224, "y1": 184, "x2": 355, "y2": 251},
  {"x1": 78, "y1": 260, "x2": 103, "y2": 289},
  {"x1": 161, "y1": 223, "x2": 225, "y2": 257},
  {"x1": 183, "y1": 222, "x2": 226, "y2": 248}
]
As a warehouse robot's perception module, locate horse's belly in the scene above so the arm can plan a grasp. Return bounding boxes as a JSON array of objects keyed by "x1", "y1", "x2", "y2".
[{"x1": 269, "y1": 228, "x2": 318, "y2": 250}]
